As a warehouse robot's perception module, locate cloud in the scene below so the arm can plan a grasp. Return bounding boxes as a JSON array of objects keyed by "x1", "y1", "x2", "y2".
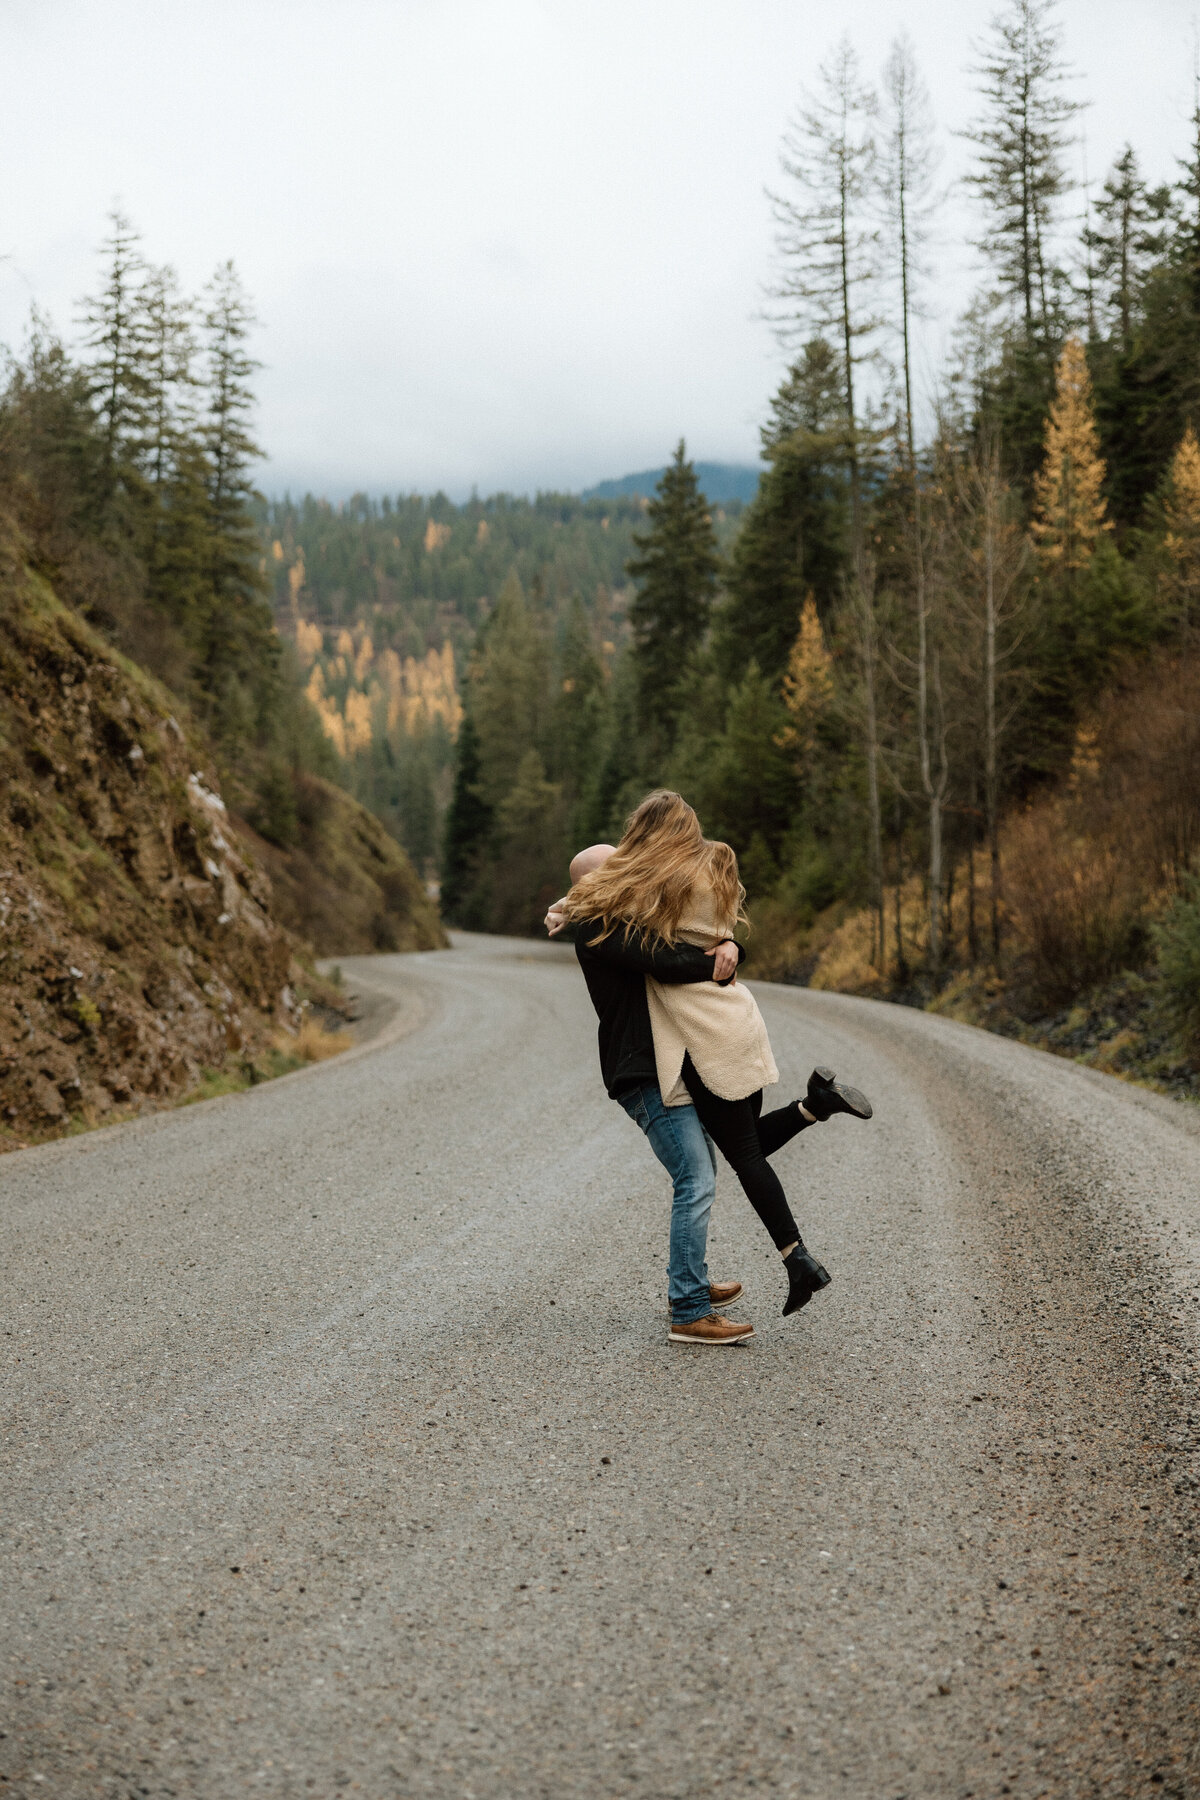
[{"x1": 1, "y1": 0, "x2": 1195, "y2": 498}]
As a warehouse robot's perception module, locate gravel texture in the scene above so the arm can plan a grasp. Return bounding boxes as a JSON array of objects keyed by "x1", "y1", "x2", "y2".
[{"x1": 3, "y1": 932, "x2": 1200, "y2": 1799}]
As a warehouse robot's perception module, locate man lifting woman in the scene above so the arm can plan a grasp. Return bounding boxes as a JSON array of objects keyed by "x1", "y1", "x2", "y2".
[{"x1": 546, "y1": 790, "x2": 872, "y2": 1345}]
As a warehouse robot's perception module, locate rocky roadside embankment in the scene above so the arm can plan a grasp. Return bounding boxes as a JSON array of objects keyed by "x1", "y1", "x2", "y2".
[{"x1": 0, "y1": 544, "x2": 442, "y2": 1149}]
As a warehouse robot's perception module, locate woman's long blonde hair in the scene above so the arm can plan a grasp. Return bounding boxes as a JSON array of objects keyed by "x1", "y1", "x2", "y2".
[{"x1": 559, "y1": 790, "x2": 746, "y2": 945}]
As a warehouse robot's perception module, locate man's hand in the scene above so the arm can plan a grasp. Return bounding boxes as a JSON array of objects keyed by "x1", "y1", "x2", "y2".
[
  {"x1": 545, "y1": 899, "x2": 568, "y2": 937},
  {"x1": 706, "y1": 940, "x2": 739, "y2": 983}
]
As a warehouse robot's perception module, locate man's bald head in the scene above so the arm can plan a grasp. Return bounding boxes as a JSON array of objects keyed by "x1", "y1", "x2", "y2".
[{"x1": 569, "y1": 843, "x2": 616, "y2": 885}]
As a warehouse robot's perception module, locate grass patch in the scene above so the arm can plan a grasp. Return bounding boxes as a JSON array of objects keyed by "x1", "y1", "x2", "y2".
[
  {"x1": 176, "y1": 1018, "x2": 354, "y2": 1109},
  {"x1": 280, "y1": 1018, "x2": 355, "y2": 1062}
]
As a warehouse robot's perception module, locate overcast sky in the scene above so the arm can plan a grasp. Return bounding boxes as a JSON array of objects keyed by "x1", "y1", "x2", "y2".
[{"x1": 3, "y1": 0, "x2": 1197, "y2": 499}]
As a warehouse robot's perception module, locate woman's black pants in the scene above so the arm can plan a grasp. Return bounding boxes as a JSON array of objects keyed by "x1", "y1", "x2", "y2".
[{"x1": 680, "y1": 1054, "x2": 810, "y2": 1252}]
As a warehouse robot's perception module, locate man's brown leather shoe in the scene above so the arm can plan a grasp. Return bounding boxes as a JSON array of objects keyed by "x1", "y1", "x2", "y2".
[
  {"x1": 668, "y1": 1280, "x2": 744, "y2": 1319},
  {"x1": 668, "y1": 1312, "x2": 754, "y2": 1346}
]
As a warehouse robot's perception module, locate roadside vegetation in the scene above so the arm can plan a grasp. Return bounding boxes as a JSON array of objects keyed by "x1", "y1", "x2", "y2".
[
  {"x1": 0, "y1": 220, "x2": 440, "y2": 1149},
  {"x1": 429, "y1": 0, "x2": 1200, "y2": 1093}
]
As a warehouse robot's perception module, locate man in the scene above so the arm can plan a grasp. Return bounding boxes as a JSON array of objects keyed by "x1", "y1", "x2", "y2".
[
  {"x1": 548, "y1": 844, "x2": 757, "y2": 1346},
  {"x1": 549, "y1": 843, "x2": 872, "y2": 1344}
]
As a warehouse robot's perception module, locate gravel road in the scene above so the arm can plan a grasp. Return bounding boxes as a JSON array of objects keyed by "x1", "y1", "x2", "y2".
[{"x1": 4, "y1": 933, "x2": 1200, "y2": 1799}]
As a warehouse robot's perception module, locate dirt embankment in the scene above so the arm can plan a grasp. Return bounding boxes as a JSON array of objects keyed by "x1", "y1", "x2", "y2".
[
  {"x1": 0, "y1": 545, "x2": 442, "y2": 1150},
  {"x1": 0, "y1": 563, "x2": 302, "y2": 1143},
  {"x1": 242, "y1": 777, "x2": 446, "y2": 958}
]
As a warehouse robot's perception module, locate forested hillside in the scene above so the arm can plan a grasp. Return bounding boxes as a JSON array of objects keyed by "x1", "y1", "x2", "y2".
[
  {"x1": 431, "y1": 0, "x2": 1200, "y2": 1092},
  {"x1": 257, "y1": 487, "x2": 744, "y2": 875},
  {"x1": 0, "y1": 215, "x2": 442, "y2": 1145}
]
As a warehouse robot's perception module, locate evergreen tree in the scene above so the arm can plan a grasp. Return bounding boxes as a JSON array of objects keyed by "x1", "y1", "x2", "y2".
[
  {"x1": 1162, "y1": 426, "x2": 1200, "y2": 633},
  {"x1": 770, "y1": 36, "x2": 879, "y2": 562},
  {"x1": 440, "y1": 714, "x2": 493, "y2": 926},
  {"x1": 717, "y1": 342, "x2": 849, "y2": 686},
  {"x1": 682, "y1": 663, "x2": 798, "y2": 862},
  {"x1": 778, "y1": 593, "x2": 835, "y2": 769},
  {"x1": 1032, "y1": 337, "x2": 1111, "y2": 571},
  {"x1": 964, "y1": 0, "x2": 1079, "y2": 338},
  {"x1": 1031, "y1": 336, "x2": 1146, "y2": 722},
  {"x1": 1112, "y1": 102, "x2": 1200, "y2": 493},
  {"x1": 1088, "y1": 149, "x2": 1176, "y2": 524},
  {"x1": 760, "y1": 337, "x2": 846, "y2": 453},
  {"x1": 489, "y1": 750, "x2": 567, "y2": 934},
  {"x1": 202, "y1": 262, "x2": 263, "y2": 595},
  {"x1": 469, "y1": 571, "x2": 550, "y2": 806},
  {"x1": 392, "y1": 733, "x2": 440, "y2": 873},
  {"x1": 626, "y1": 442, "x2": 720, "y2": 752},
  {"x1": 139, "y1": 263, "x2": 196, "y2": 587},
  {"x1": 589, "y1": 655, "x2": 644, "y2": 839},
  {"x1": 0, "y1": 311, "x2": 105, "y2": 545},
  {"x1": 1086, "y1": 147, "x2": 1170, "y2": 353},
  {"x1": 78, "y1": 207, "x2": 150, "y2": 506},
  {"x1": 549, "y1": 595, "x2": 610, "y2": 837},
  {"x1": 195, "y1": 260, "x2": 278, "y2": 738}
]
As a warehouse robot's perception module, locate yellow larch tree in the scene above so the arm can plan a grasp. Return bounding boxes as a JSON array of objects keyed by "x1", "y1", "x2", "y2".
[
  {"x1": 777, "y1": 593, "x2": 833, "y2": 763},
  {"x1": 1163, "y1": 425, "x2": 1200, "y2": 630},
  {"x1": 1031, "y1": 336, "x2": 1112, "y2": 572}
]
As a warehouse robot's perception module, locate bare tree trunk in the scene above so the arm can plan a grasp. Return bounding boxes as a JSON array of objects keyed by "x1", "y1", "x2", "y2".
[
  {"x1": 967, "y1": 833, "x2": 978, "y2": 966},
  {"x1": 885, "y1": 41, "x2": 949, "y2": 986},
  {"x1": 983, "y1": 450, "x2": 1002, "y2": 961},
  {"x1": 893, "y1": 792, "x2": 908, "y2": 983},
  {"x1": 967, "y1": 776, "x2": 979, "y2": 968},
  {"x1": 915, "y1": 512, "x2": 952, "y2": 980},
  {"x1": 855, "y1": 569, "x2": 885, "y2": 968}
]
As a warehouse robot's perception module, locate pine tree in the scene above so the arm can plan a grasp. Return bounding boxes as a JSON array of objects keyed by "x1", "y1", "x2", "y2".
[
  {"x1": 964, "y1": 0, "x2": 1079, "y2": 338},
  {"x1": 197, "y1": 260, "x2": 276, "y2": 733},
  {"x1": 778, "y1": 594, "x2": 834, "y2": 766},
  {"x1": 1162, "y1": 426, "x2": 1200, "y2": 632},
  {"x1": 760, "y1": 338, "x2": 846, "y2": 454},
  {"x1": 1032, "y1": 336, "x2": 1111, "y2": 570},
  {"x1": 681, "y1": 663, "x2": 797, "y2": 861},
  {"x1": 489, "y1": 749, "x2": 567, "y2": 934},
  {"x1": 469, "y1": 571, "x2": 550, "y2": 806},
  {"x1": 717, "y1": 343, "x2": 849, "y2": 685},
  {"x1": 139, "y1": 264, "x2": 196, "y2": 585},
  {"x1": 550, "y1": 595, "x2": 609, "y2": 836},
  {"x1": 770, "y1": 36, "x2": 879, "y2": 563},
  {"x1": 0, "y1": 311, "x2": 105, "y2": 543},
  {"x1": 1089, "y1": 148, "x2": 1176, "y2": 524},
  {"x1": 78, "y1": 208, "x2": 151, "y2": 514},
  {"x1": 202, "y1": 261, "x2": 262, "y2": 593},
  {"x1": 1175, "y1": 96, "x2": 1200, "y2": 314},
  {"x1": 626, "y1": 442, "x2": 720, "y2": 751},
  {"x1": 1031, "y1": 336, "x2": 1150, "y2": 725},
  {"x1": 1086, "y1": 147, "x2": 1170, "y2": 353},
  {"x1": 440, "y1": 714, "x2": 493, "y2": 926}
]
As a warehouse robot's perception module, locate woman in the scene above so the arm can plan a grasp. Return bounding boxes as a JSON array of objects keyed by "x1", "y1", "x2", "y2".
[{"x1": 557, "y1": 791, "x2": 873, "y2": 1317}]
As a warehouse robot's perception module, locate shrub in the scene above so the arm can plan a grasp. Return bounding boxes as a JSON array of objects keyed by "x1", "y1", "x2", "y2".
[
  {"x1": 1004, "y1": 804, "x2": 1149, "y2": 1009},
  {"x1": 1153, "y1": 867, "x2": 1200, "y2": 1057}
]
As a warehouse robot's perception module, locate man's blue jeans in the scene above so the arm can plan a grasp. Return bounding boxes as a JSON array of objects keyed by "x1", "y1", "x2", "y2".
[{"x1": 617, "y1": 1080, "x2": 716, "y2": 1324}]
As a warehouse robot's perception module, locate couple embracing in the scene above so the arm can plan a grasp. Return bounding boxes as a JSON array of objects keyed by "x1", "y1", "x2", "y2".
[{"x1": 546, "y1": 790, "x2": 873, "y2": 1346}]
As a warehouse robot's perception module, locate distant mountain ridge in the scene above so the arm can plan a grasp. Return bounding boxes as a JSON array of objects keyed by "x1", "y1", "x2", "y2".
[{"x1": 583, "y1": 462, "x2": 760, "y2": 505}]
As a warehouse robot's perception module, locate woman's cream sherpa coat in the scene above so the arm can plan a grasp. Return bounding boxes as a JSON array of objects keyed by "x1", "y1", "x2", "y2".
[{"x1": 645, "y1": 882, "x2": 778, "y2": 1106}]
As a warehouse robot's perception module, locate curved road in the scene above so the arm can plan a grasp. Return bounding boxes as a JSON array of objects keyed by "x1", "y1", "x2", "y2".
[{"x1": 3, "y1": 934, "x2": 1200, "y2": 1799}]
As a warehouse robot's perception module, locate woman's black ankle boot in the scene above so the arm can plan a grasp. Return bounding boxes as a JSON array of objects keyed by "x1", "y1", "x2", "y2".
[{"x1": 782, "y1": 1241, "x2": 831, "y2": 1316}]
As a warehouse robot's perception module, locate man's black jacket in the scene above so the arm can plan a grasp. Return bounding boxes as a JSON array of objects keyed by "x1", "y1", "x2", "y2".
[{"x1": 569, "y1": 917, "x2": 744, "y2": 1099}]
